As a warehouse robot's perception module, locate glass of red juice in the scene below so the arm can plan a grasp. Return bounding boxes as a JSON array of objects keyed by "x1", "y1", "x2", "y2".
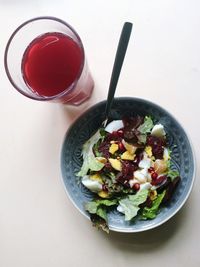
[{"x1": 4, "y1": 16, "x2": 94, "y2": 105}]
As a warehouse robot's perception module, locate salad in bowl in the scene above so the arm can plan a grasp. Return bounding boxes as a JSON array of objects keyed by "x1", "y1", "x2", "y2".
[
  {"x1": 77, "y1": 115, "x2": 180, "y2": 232},
  {"x1": 61, "y1": 97, "x2": 195, "y2": 233}
]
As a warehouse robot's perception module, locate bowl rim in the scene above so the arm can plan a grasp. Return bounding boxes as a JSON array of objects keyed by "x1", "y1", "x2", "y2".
[{"x1": 60, "y1": 97, "x2": 196, "y2": 233}]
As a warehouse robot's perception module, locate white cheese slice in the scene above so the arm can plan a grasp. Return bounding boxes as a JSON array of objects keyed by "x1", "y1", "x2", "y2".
[
  {"x1": 139, "y1": 182, "x2": 152, "y2": 191},
  {"x1": 105, "y1": 120, "x2": 124, "y2": 133},
  {"x1": 134, "y1": 169, "x2": 148, "y2": 183},
  {"x1": 82, "y1": 175, "x2": 102, "y2": 193},
  {"x1": 151, "y1": 124, "x2": 166, "y2": 138},
  {"x1": 139, "y1": 153, "x2": 151, "y2": 169}
]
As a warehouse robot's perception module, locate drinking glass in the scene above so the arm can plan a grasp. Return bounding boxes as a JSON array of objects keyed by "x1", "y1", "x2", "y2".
[{"x1": 4, "y1": 16, "x2": 94, "y2": 105}]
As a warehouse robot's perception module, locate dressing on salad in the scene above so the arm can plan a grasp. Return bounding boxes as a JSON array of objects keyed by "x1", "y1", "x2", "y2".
[{"x1": 77, "y1": 115, "x2": 180, "y2": 233}]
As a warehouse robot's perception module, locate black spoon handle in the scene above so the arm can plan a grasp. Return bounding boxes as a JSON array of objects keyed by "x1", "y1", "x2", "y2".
[{"x1": 104, "y1": 22, "x2": 132, "y2": 119}]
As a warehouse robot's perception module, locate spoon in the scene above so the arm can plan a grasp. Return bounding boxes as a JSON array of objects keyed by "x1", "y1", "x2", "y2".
[{"x1": 103, "y1": 22, "x2": 132, "y2": 126}]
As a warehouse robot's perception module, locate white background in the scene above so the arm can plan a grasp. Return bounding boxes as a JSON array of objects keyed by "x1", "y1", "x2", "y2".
[{"x1": 0, "y1": 1, "x2": 200, "y2": 266}]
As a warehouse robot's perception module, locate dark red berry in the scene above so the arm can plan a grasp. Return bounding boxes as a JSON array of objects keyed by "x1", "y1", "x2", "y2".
[
  {"x1": 151, "y1": 172, "x2": 158, "y2": 180},
  {"x1": 133, "y1": 183, "x2": 140, "y2": 191},
  {"x1": 148, "y1": 167, "x2": 155, "y2": 173},
  {"x1": 118, "y1": 142, "x2": 125, "y2": 151}
]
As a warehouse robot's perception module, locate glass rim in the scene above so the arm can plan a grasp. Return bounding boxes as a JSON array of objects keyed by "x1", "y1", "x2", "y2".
[{"x1": 4, "y1": 16, "x2": 85, "y2": 101}]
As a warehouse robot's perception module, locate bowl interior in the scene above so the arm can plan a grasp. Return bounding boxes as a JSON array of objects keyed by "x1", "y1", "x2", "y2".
[{"x1": 61, "y1": 97, "x2": 195, "y2": 232}]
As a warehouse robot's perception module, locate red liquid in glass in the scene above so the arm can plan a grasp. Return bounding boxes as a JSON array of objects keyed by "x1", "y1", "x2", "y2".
[{"x1": 22, "y1": 32, "x2": 84, "y2": 97}]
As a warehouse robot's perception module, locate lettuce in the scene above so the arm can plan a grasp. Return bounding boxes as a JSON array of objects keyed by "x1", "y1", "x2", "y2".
[
  {"x1": 118, "y1": 189, "x2": 148, "y2": 221},
  {"x1": 167, "y1": 169, "x2": 179, "y2": 181},
  {"x1": 138, "y1": 116, "x2": 154, "y2": 134},
  {"x1": 77, "y1": 130, "x2": 105, "y2": 176},
  {"x1": 85, "y1": 199, "x2": 118, "y2": 233},
  {"x1": 85, "y1": 199, "x2": 118, "y2": 221},
  {"x1": 142, "y1": 190, "x2": 166, "y2": 219},
  {"x1": 85, "y1": 199, "x2": 118, "y2": 215},
  {"x1": 137, "y1": 116, "x2": 154, "y2": 143}
]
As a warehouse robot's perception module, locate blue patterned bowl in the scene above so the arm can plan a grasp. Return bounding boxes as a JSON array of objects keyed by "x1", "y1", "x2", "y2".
[{"x1": 61, "y1": 97, "x2": 195, "y2": 232}]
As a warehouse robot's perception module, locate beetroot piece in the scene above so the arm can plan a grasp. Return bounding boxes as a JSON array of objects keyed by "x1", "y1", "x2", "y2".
[
  {"x1": 116, "y1": 172, "x2": 128, "y2": 185},
  {"x1": 116, "y1": 160, "x2": 138, "y2": 187},
  {"x1": 98, "y1": 141, "x2": 110, "y2": 158},
  {"x1": 123, "y1": 115, "x2": 144, "y2": 143},
  {"x1": 147, "y1": 135, "x2": 165, "y2": 159},
  {"x1": 106, "y1": 130, "x2": 124, "y2": 142},
  {"x1": 122, "y1": 160, "x2": 137, "y2": 178}
]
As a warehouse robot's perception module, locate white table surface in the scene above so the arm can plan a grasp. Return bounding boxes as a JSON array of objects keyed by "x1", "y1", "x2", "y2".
[{"x1": 0, "y1": 1, "x2": 200, "y2": 266}]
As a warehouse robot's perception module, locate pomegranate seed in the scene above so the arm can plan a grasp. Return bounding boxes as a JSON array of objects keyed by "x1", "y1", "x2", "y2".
[
  {"x1": 151, "y1": 172, "x2": 158, "y2": 180},
  {"x1": 118, "y1": 142, "x2": 125, "y2": 151},
  {"x1": 148, "y1": 167, "x2": 155, "y2": 173},
  {"x1": 133, "y1": 183, "x2": 140, "y2": 191}
]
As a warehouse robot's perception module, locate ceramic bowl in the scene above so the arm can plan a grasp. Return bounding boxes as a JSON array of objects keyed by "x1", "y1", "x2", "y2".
[{"x1": 61, "y1": 97, "x2": 195, "y2": 232}]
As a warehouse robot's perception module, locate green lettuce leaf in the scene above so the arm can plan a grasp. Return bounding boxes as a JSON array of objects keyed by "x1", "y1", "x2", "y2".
[
  {"x1": 77, "y1": 130, "x2": 104, "y2": 176},
  {"x1": 85, "y1": 198, "x2": 118, "y2": 233},
  {"x1": 137, "y1": 116, "x2": 154, "y2": 143},
  {"x1": 77, "y1": 156, "x2": 104, "y2": 177},
  {"x1": 138, "y1": 116, "x2": 154, "y2": 134},
  {"x1": 118, "y1": 189, "x2": 149, "y2": 221},
  {"x1": 85, "y1": 198, "x2": 118, "y2": 215},
  {"x1": 167, "y1": 169, "x2": 180, "y2": 181},
  {"x1": 96, "y1": 207, "x2": 107, "y2": 221},
  {"x1": 85, "y1": 199, "x2": 118, "y2": 220},
  {"x1": 137, "y1": 134, "x2": 147, "y2": 144},
  {"x1": 142, "y1": 190, "x2": 166, "y2": 219}
]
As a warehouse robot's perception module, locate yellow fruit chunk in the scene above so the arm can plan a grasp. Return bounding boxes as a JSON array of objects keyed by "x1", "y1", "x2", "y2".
[
  {"x1": 121, "y1": 151, "x2": 135, "y2": 161},
  {"x1": 122, "y1": 140, "x2": 137, "y2": 155},
  {"x1": 145, "y1": 146, "x2": 152, "y2": 157},
  {"x1": 109, "y1": 143, "x2": 119, "y2": 154},
  {"x1": 98, "y1": 190, "x2": 109, "y2": 198},
  {"x1": 109, "y1": 158, "x2": 122, "y2": 171},
  {"x1": 154, "y1": 159, "x2": 168, "y2": 174},
  {"x1": 90, "y1": 173, "x2": 103, "y2": 183},
  {"x1": 149, "y1": 190, "x2": 157, "y2": 201}
]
